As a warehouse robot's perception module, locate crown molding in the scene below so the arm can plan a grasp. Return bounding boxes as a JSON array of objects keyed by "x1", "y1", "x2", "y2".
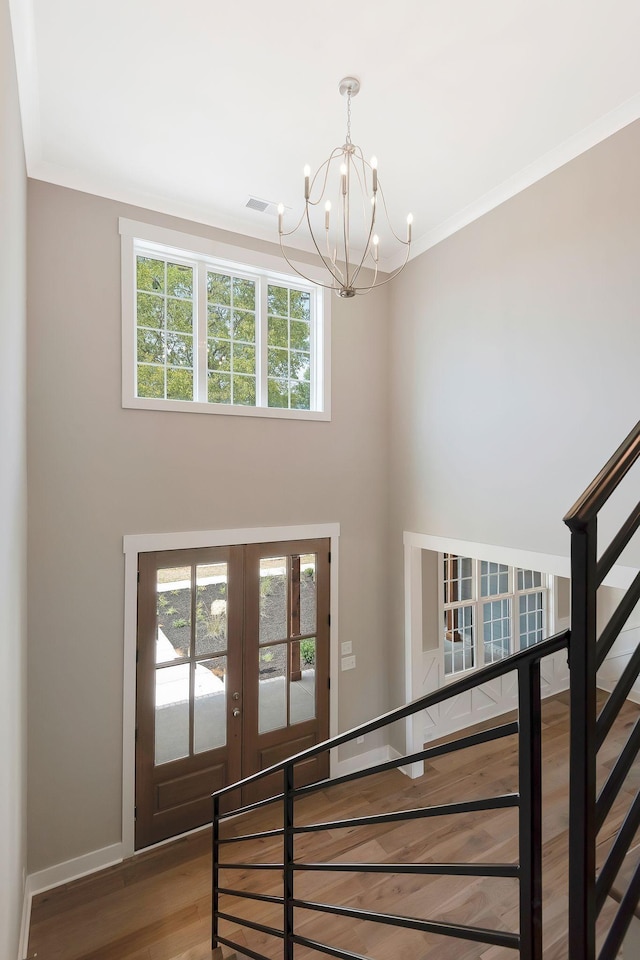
[{"x1": 383, "y1": 92, "x2": 640, "y2": 271}]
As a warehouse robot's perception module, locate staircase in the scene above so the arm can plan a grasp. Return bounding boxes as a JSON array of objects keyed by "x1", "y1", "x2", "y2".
[{"x1": 211, "y1": 421, "x2": 640, "y2": 960}]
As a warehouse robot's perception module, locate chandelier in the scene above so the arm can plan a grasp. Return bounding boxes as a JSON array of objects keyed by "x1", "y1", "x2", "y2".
[{"x1": 278, "y1": 77, "x2": 413, "y2": 298}]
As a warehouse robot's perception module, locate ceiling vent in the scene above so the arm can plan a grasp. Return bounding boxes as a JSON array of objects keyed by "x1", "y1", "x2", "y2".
[
  {"x1": 246, "y1": 196, "x2": 271, "y2": 213},
  {"x1": 246, "y1": 196, "x2": 283, "y2": 216}
]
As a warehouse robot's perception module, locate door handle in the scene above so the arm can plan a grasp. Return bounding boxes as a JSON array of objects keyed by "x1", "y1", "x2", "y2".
[{"x1": 232, "y1": 707, "x2": 241, "y2": 718}]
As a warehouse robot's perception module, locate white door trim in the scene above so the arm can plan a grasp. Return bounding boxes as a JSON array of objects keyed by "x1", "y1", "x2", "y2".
[{"x1": 122, "y1": 522, "x2": 340, "y2": 858}]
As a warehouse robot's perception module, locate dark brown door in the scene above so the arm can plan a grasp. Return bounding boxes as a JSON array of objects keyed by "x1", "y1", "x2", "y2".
[
  {"x1": 135, "y1": 539, "x2": 330, "y2": 848},
  {"x1": 135, "y1": 546, "x2": 244, "y2": 849},
  {"x1": 241, "y1": 540, "x2": 330, "y2": 805}
]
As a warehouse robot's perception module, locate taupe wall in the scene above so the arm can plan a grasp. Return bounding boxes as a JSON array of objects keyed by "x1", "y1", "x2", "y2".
[
  {"x1": 388, "y1": 120, "x2": 640, "y2": 706},
  {"x1": 27, "y1": 183, "x2": 390, "y2": 872},
  {"x1": 0, "y1": 0, "x2": 28, "y2": 953}
]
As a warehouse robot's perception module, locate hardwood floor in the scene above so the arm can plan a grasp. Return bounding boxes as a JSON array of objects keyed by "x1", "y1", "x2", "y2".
[{"x1": 27, "y1": 692, "x2": 639, "y2": 960}]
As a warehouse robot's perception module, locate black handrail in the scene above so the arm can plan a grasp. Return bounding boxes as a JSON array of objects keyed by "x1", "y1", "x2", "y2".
[
  {"x1": 210, "y1": 629, "x2": 569, "y2": 802},
  {"x1": 212, "y1": 631, "x2": 569, "y2": 960},
  {"x1": 564, "y1": 419, "x2": 640, "y2": 530},
  {"x1": 212, "y1": 419, "x2": 640, "y2": 960}
]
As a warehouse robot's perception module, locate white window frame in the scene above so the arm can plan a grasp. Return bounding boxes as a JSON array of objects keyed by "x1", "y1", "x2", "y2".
[
  {"x1": 440, "y1": 555, "x2": 552, "y2": 680},
  {"x1": 120, "y1": 219, "x2": 331, "y2": 421}
]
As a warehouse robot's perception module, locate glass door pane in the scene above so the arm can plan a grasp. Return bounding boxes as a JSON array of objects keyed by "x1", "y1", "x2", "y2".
[
  {"x1": 155, "y1": 663, "x2": 190, "y2": 765},
  {"x1": 255, "y1": 553, "x2": 319, "y2": 734},
  {"x1": 195, "y1": 561, "x2": 228, "y2": 655},
  {"x1": 258, "y1": 643, "x2": 287, "y2": 734},
  {"x1": 155, "y1": 564, "x2": 191, "y2": 663},
  {"x1": 259, "y1": 557, "x2": 287, "y2": 642},
  {"x1": 155, "y1": 564, "x2": 191, "y2": 764},
  {"x1": 194, "y1": 656, "x2": 227, "y2": 753},
  {"x1": 290, "y1": 638, "x2": 316, "y2": 724}
]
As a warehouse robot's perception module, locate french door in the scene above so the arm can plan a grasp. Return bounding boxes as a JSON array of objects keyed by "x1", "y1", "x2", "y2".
[{"x1": 135, "y1": 538, "x2": 330, "y2": 848}]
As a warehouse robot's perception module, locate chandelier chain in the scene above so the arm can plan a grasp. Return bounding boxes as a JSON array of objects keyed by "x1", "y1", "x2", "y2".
[{"x1": 346, "y1": 91, "x2": 352, "y2": 144}]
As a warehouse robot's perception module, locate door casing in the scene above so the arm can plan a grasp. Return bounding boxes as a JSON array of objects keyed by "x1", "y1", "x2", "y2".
[{"x1": 122, "y1": 523, "x2": 340, "y2": 858}]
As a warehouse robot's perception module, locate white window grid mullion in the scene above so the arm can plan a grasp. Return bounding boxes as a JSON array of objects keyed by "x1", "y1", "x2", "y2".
[
  {"x1": 474, "y1": 558, "x2": 485, "y2": 668},
  {"x1": 196, "y1": 261, "x2": 208, "y2": 403},
  {"x1": 259, "y1": 277, "x2": 268, "y2": 407},
  {"x1": 509, "y1": 565, "x2": 515, "y2": 654},
  {"x1": 127, "y1": 239, "x2": 137, "y2": 399},
  {"x1": 310, "y1": 289, "x2": 318, "y2": 411},
  {"x1": 229, "y1": 275, "x2": 235, "y2": 406},
  {"x1": 546, "y1": 572, "x2": 556, "y2": 635},
  {"x1": 162, "y1": 259, "x2": 168, "y2": 399},
  {"x1": 287, "y1": 287, "x2": 292, "y2": 409}
]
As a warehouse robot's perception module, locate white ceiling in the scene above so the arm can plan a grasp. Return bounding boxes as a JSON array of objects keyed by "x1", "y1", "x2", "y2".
[{"x1": 10, "y1": 0, "x2": 640, "y2": 268}]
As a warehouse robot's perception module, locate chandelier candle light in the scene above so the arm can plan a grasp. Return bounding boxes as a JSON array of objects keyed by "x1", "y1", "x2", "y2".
[{"x1": 278, "y1": 77, "x2": 413, "y2": 298}]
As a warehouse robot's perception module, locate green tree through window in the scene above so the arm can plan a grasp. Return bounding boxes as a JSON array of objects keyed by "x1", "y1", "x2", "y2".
[{"x1": 129, "y1": 238, "x2": 324, "y2": 416}]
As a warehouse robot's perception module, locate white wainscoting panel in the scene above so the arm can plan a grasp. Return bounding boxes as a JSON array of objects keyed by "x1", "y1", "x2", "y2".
[{"x1": 422, "y1": 649, "x2": 570, "y2": 743}]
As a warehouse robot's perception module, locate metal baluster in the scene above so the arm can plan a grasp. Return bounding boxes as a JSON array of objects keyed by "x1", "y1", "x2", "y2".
[
  {"x1": 518, "y1": 660, "x2": 543, "y2": 960},
  {"x1": 284, "y1": 763, "x2": 294, "y2": 960},
  {"x1": 212, "y1": 794, "x2": 220, "y2": 950},
  {"x1": 567, "y1": 520, "x2": 598, "y2": 960}
]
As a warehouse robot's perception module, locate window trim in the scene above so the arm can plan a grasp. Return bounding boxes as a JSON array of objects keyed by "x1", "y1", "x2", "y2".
[{"x1": 120, "y1": 218, "x2": 331, "y2": 420}]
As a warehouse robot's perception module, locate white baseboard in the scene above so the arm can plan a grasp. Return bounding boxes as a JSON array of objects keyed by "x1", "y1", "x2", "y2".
[
  {"x1": 334, "y1": 744, "x2": 396, "y2": 779},
  {"x1": 19, "y1": 842, "x2": 124, "y2": 959},
  {"x1": 388, "y1": 745, "x2": 423, "y2": 779},
  {"x1": 27, "y1": 841, "x2": 124, "y2": 896},
  {"x1": 334, "y1": 743, "x2": 424, "y2": 780}
]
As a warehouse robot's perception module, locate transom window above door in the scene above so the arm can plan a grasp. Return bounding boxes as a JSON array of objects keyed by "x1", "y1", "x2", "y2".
[
  {"x1": 120, "y1": 220, "x2": 330, "y2": 421},
  {"x1": 442, "y1": 554, "x2": 551, "y2": 677}
]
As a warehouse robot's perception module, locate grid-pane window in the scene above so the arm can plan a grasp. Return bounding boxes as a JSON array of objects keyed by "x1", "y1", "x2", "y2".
[
  {"x1": 207, "y1": 272, "x2": 257, "y2": 406},
  {"x1": 443, "y1": 606, "x2": 474, "y2": 676},
  {"x1": 483, "y1": 599, "x2": 511, "y2": 663},
  {"x1": 443, "y1": 555, "x2": 473, "y2": 603},
  {"x1": 442, "y1": 556, "x2": 549, "y2": 676},
  {"x1": 517, "y1": 569, "x2": 543, "y2": 591},
  {"x1": 136, "y1": 257, "x2": 195, "y2": 401},
  {"x1": 481, "y1": 561, "x2": 509, "y2": 597},
  {"x1": 519, "y1": 592, "x2": 545, "y2": 648},
  {"x1": 267, "y1": 285, "x2": 312, "y2": 410},
  {"x1": 126, "y1": 230, "x2": 325, "y2": 418}
]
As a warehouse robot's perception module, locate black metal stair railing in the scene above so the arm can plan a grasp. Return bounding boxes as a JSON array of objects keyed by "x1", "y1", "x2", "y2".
[
  {"x1": 565, "y1": 419, "x2": 640, "y2": 960},
  {"x1": 211, "y1": 630, "x2": 570, "y2": 960},
  {"x1": 212, "y1": 420, "x2": 640, "y2": 960}
]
